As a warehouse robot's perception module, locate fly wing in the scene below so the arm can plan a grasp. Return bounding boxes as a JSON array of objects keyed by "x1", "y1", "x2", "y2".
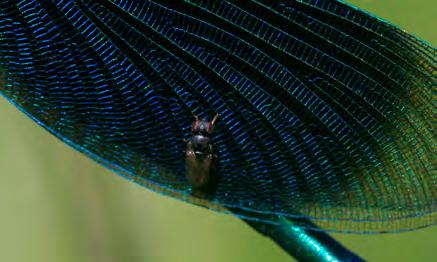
[{"x1": 0, "y1": 0, "x2": 435, "y2": 233}]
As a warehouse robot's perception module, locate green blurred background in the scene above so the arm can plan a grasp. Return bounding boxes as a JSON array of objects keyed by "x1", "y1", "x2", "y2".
[{"x1": 0, "y1": 1, "x2": 435, "y2": 261}]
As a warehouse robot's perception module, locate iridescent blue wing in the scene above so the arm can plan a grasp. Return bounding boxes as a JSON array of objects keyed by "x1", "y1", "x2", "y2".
[{"x1": 0, "y1": 0, "x2": 435, "y2": 233}]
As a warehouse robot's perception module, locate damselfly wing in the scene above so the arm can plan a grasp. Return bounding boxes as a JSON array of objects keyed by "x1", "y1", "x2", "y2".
[{"x1": 0, "y1": 0, "x2": 435, "y2": 234}]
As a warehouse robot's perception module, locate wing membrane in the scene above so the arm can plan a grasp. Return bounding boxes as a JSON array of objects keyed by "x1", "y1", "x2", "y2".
[{"x1": 0, "y1": 0, "x2": 435, "y2": 232}]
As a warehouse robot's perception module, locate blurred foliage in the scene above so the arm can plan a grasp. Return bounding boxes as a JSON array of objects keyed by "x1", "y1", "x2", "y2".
[{"x1": 0, "y1": 1, "x2": 435, "y2": 262}]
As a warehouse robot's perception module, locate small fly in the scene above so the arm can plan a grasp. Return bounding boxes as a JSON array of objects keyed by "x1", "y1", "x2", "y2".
[{"x1": 184, "y1": 114, "x2": 219, "y2": 199}]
